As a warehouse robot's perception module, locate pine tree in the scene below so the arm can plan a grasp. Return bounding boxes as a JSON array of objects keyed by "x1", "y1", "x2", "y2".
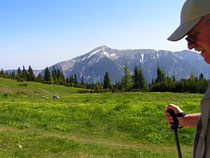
[
  {"x1": 66, "y1": 77, "x2": 69, "y2": 83},
  {"x1": 22, "y1": 66, "x2": 28, "y2": 81},
  {"x1": 80, "y1": 76, "x2": 85, "y2": 88},
  {"x1": 27, "y1": 66, "x2": 35, "y2": 81},
  {"x1": 155, "y1": 64, "x2": 166, "y2": 83},
  {"x1": 4, "y1": 71, "x2": 9, "y2": 78},
  {"x1": 133, "y1": 64, "x2": 139, "y2": 89},
  {"x1": 121, "y1": 64, "x2": 132, "y2": 90},
  {"x1": 172, "y1": 75, "x2": 176, "y2": 82},
  {"x1": 36, "y1": 73, "x2": 44, "y2": 82},
  {"x1": 69, "y1": 75, "x2": 74, "y2": 83},
  {"x1": 0, "y1": 69, "x2": 4, "y2": 77},
  {"x1": 103, "y1": 72, "x2": 111, "y2": 89},
  {"x1": 199, "y1": 73, "x2": 204, "y2": 80},
  {"x1": 16, "y1": 67, "x2": 23, "y2": 82},
  {"x1": 44, "y1": 67, "x2": 52, "y2": 83},
  {"x1": 138, "y1": 66, "x2": 146, "y2": 89},
  {"x1": 10, "y1": 71, "x2": 16, "y2": 79},
  {"x1": 56, "y1": 69, "x2": 65, "y2": 85},
  {"x1": 52, "y1": 66, "x2": 58, "y2": 84},
  {"x1": 17, "y1": 67, "x2": 22, "y2": 77},
  {"x1": 73, "y1": 74, "x2": 78, "y2": 86}
]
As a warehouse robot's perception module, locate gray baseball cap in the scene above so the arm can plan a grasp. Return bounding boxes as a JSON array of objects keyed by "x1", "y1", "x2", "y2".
[{"x1": 168, "y1": 0, "x2": 210, "y2": 41}]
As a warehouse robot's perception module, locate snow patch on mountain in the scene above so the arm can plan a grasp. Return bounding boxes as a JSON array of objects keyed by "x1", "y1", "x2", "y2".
[
  {"x1": 82, "y1": 57, "x2": 87, "y2": 61},
  {"x1": 151, "y1": 56, "x2": 156, "y2": 60},
  {"x1": 102, "y1": 52, "x2": 109, "y2": 57},
  {"x1": 104, "y1": 51, "x2": 118, "y2": 58},
  {"x1": 88, "y1": 49, "x2": 101, "y2": 59},
  {"x1": 157, "y1": 53, "x2": 160, "y2": 59},
  {"x1": 139, "y1": 54, "x2": 144, "y2": 63},
  {"x1": 88, "y1": 57, "x2": 98, "y2": 66}
]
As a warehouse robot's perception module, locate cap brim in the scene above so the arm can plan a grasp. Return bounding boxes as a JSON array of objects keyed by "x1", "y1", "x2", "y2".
[{"x1": 167, "y1": 18, "x2": 201, "y2": 41}]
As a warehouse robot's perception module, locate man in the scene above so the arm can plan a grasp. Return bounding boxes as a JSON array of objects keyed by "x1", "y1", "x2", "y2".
[{"x1": 165, "y1": 0, "x2": 210, "y2": 157}]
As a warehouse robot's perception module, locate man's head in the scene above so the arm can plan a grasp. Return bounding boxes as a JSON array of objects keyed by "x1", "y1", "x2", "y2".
[{"x1": 168, "y1": 0, "x2": 210, "y2": 64}]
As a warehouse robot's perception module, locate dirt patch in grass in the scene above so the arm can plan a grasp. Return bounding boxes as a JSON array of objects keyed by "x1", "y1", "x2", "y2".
[{"x1": 0, "y1": 88, "x2": 8, "y2": 93}]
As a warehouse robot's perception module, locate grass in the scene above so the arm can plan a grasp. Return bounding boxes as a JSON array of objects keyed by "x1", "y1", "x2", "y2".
[{"x1": 0, "y1": 77, "x2": 204, "y2": 157}]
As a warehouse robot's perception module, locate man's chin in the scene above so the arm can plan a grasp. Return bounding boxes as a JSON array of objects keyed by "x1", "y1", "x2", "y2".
[{"x1": 204, "y1": 58, "x2": 210, "y2": 64}]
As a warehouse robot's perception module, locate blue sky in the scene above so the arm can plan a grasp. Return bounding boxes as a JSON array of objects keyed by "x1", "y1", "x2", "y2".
[{"x1": 0, "y1": 0, "x2": 187, "y2": 70}]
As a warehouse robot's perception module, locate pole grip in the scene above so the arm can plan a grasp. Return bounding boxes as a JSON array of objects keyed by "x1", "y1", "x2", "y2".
[{"x1": 167, "y1": 109, "x2": 179, "y2": 130}]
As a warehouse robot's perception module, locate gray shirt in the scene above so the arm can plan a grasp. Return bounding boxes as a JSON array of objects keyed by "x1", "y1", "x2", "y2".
[{"x1": 193, "y1": 82, "x2": 210, "y2": 158}]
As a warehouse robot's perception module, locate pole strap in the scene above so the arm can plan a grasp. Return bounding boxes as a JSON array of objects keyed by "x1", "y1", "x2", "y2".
[{"x1": 167, "y1": 109, "x2": 187, "y2": 130}]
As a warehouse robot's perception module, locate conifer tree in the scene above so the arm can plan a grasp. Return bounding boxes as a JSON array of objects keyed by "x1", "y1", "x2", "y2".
[
  {"x1": 16, "y1": 67, "x2": 23, "y2": 81},
  {"x1": 73, "y1": 74, "x2": 78, "y2": 86},
  {"x1": 22, "y1": 66, "x2": 28, "y2": 81},
  {"x1": 4, "y1": 71, "x2": 9, "y2": 78},
  {"x1": 121, "y1": 64, "x2": 132, "y2": 90},
  {"x1": 0, "y1": 69, "x2": 4, "y2": 77},
  {"x1": 27, "y1": 65, "x2": 35, "y2": 81},
  {"x1": 17, "y1": 67, "x2": 22, "y2": 78},
  {"x1": 44, "y1": 67, "x2": 52, "y2": 83},
  {"x1": 69, "y1": 75, "x2": 74, "y2": 83},
  {"x1": 138, "y1": 66, "x2": 146, "y2": 89},
  {"x1": 103, "y1": 72, "x2": 111, "y2": 89},
  {"x1": 172, "y1": 75, "x2": 176, "y2": 82},
  {"x1": 10, "y1": 71, "x2": 16, "y2": 79},
  {"x1": 199, "y1": 73, "x2": 204, "y2": 80},
  {"x1": 155, "y1": 64, "x2": 166, "y2": 83},
  {"x1": 66, "y1": 77, "x2": 69, "y2": 83},
  {"x1": 52, "y1": 66, "x2": 58, "y2": 84},
  {"x1": 56, "y1": 69, "x2": 65, "y2": 85},
  {"x1": 133, "y1": 64, "x2": 139, "y2": 89},
  {"x1": 80, "y1": 76, "x2": 85, "y2": 88},
  {"x1": 36, "y1": 73, "x2": 44, "y2": 82}
]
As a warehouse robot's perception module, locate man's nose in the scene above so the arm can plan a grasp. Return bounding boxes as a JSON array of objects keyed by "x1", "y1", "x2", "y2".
[{"x1": 187, "y1": 42, "x2": 196, "y2": 50}]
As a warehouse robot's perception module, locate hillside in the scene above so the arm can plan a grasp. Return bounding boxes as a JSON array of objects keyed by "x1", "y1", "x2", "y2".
[
  {"x1": 0, "y1": 78, "x2": 203, "y2": 157},
  {"x1": 0, "y1": 77, "x2": 83, "y2": 97}
]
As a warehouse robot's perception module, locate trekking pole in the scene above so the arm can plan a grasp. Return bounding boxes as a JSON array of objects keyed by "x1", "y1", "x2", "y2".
[{"x1": 167, "y1": 109, "x2": 182, "y2": 158}]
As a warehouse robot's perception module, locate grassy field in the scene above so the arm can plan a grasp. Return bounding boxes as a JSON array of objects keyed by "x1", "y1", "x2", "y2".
[{"x1": 0, "y1": 78, "x2": 203, "y2": 157}]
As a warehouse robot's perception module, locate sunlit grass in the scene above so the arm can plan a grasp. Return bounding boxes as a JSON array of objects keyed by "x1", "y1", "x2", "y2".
[{"x1": 0, "y1": 77, "x2": 202, "y2": 157}]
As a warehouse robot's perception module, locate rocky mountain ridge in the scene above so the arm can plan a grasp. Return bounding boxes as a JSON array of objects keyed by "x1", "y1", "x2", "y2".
[{"x1": 49, "y1": 45, "x2": 209, "y2": 83}]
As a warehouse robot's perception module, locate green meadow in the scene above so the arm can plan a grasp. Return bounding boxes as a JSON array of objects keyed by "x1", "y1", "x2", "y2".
[{"x1": 0, "y1": 78, "x2": 203, "y2": 157}]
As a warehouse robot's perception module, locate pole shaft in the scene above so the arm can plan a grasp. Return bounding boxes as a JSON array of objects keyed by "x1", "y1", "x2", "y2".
[
  {"x1": 166, "y1": 109, "x2": 183, "y2": 158},
  {"x1": 174, "y1": 130, "x2": 182, "y2": 158}
]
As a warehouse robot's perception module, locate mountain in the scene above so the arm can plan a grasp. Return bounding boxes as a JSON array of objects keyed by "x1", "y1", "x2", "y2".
[{"x1": 48, "y1": 45, "x2": 209, "y2": 83}]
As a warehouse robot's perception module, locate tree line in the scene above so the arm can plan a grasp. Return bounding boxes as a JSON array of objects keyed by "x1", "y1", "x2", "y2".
[
  {"x1": 0, "y1": 64, "x2": 209, "y2": 93},
  {"x1": 0, "y1": 66, "x2": 80, "y2": 87},
  {"x1": 100, "y1": 64, "x2": 208, "y2": 93}
]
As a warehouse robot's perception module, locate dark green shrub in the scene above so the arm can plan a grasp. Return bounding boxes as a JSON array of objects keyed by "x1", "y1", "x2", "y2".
[
  {"x1": 18, "y1": 83, "x2": 27, "y2": 87},
  {"x1": 3, "y1": 91, "x2": 11, "y2": 97}
]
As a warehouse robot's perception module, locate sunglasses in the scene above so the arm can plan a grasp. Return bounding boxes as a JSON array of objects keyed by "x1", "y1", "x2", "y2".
[
  {"x1": 185, "y1": 32, "x2": 198, "y2": 44},
  {"x1": 185, "y1": 18, "x2": 210, "y2": 45}
]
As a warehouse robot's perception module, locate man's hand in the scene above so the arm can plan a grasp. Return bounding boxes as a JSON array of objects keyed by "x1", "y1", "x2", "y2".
[{"x1": 165, "y1": 104, "x2": 184, "y2": 126}]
